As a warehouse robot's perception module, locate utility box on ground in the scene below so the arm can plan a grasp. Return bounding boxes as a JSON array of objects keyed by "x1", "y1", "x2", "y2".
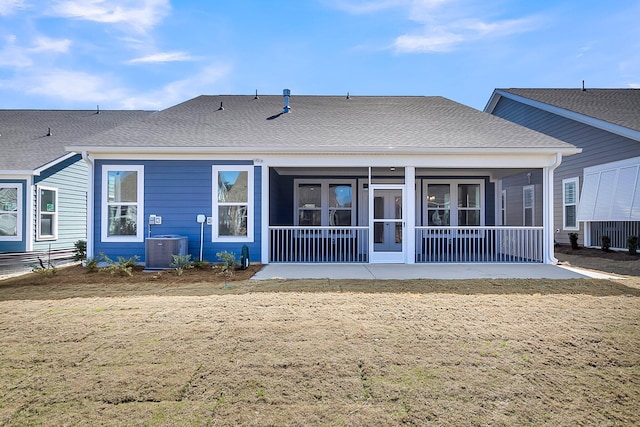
[{"x1": 145, "y1": 235, "x2": 188, "y2": 269}]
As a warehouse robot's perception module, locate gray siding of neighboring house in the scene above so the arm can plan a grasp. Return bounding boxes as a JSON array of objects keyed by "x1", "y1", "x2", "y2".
[
  {"x1": 493, "y1": 97, "x2": 640, "y2": 246},
  {"x1": 32, "y1": 155, "x2": 87, "y2": 253}
]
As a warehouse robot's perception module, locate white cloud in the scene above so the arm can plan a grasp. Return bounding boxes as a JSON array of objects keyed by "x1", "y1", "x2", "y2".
[
  {"x1": 50, "y1": 0, "x2": 171, "y2": 33},
  {"x1": 29, "y1": 36, "x2": 72, "y2": 53},
  {"x1": 0, "y1": 35, "x2": 32, "y2": 67},
  {"x1": 20, "y1": 69, "x2": 127, "y2": 103},
  {"x1": 628, "y1": 83, "x2": 640, "y2": 88},
  {"x1": 127, "y1": 51, "x2": 194, "y2": 64},
  {"x1": 392, "y1": 2, "x2": 542, "y2": 53},
  {"x1": 394, "y1": 31, "x2": 463, "y2": 52},
  {"x1": 324, "y1": 0, "x2": 409, "y2": 14},
  {"x1": 120, "y1": 63, "x2": 232, "y2": 109},
  {"x1": 0, "y1": 0, "x2": 26, "y2": 16}
]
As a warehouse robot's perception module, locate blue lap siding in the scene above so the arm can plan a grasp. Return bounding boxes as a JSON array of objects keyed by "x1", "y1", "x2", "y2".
[{"x1": 93, "y1": 160, "x2": 262, "y2": 264}]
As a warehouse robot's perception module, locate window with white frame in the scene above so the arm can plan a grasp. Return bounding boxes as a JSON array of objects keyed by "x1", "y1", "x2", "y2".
[
  {"x1": 37, "y1": 186, "x2": 58, "y2": 240},
  {"x1": 213, "y1": 165, "x2": 254, "y2": 241},
  {"x1": 563, "y1": 177, "x2": 579, "y2": 230},
  {"x1": 102, "y1": 165, "x2": 144, "y2": 242},
  {"x1": 294, "y1": 180, "x2": 355, "y2": 227},
  {"x1": 523, "y1": 185, "x2": 534, "y2": 226},
  {"x1": 423, "y1": 180, "x2": 484, "y2": 227},
  {"x1": 0, "y1": 183, "x2": 22, "y2": 241}
]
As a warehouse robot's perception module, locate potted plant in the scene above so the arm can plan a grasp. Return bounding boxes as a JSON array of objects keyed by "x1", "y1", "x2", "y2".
[
  {"x1": 568, "y1": 233, "x2": 579, "y2": 250},
  {"x1": 628, "y1": 235, "x2": 638, "y2": 255}
]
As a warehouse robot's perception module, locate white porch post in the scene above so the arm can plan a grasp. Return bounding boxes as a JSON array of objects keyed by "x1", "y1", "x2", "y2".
[
  {"x1": 406, "y1": 166, "x2": 416, "y2": 264},
  {"x1": 260, "y1": 164, "x2": 270, "y2": 264},
  {"x1": 543, "y1": 154, "x2": 562, "y2": 264}
]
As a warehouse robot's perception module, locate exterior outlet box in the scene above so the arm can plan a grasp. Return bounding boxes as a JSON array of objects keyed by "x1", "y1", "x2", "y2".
[
  {"x1": 155, "y1": 216, "x2": 162, "y2": 224},
  {"x1": 149, "y1": 214, "x2": 156, "y2": 224},
  {"x1": 206, "y1": 217, "x2": 213, "y2": 225},
  {"x1": 145, "y1": 235, "x2": 188, "y2": 269},
  {"x1": 197, "y1": 214, "x2": 206, "y2": 223}
]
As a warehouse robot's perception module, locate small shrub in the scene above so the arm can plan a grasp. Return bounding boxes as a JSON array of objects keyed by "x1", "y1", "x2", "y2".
[
  {"x1": 31, "y1": 256, "x2": 57, "y2": 277},
  {"x1": 85, "y1": 258, "x2": 99, "y2": 273},
  {"x1": 216, "y1": 251, "x2": 238, "y2": 273},
  {"x1": 628, "y1": 235, "x2": 638, "y2": 255},
  {"x1": 192, "y1": 259, "x2": 211, "y2": 270},
  {"x1": 101, "y1": 253, "x2": 140, "y2": 276},
  {"x1": 73, "y1": 240, "x2": 87, "y2": 261},
  {"x1": 601, "y1": 235, "x2": 611, "y2": 252},
  {"x1": 170, "y1": 254, "x2": 193, "y2": 276},
  {"x1": 568, "y1": 233, "x2": 579, "y2": 249}
]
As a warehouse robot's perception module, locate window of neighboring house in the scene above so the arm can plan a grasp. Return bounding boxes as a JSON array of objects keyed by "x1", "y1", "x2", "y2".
[
  {"x1": 501, "y1": 190, "x2": 507, "y2": 225},
  {"x1": 0, "y1": 183, "x2": 22, "y2": 241},
  {"x1": 423, "y1": 180, "x2": 484, "y2": 227},
  {"x1": 213, "y1": 165, "x2": 254, "y2": 241},
  {"x1": 523, "y1": 185, "x2": 534, "y2": 226},
  {"x1": 563, "y1": 177, "x2": 579, "y2": 230},
  {"x1": 37, "y1": 186, "x2": 57, "y2": 240},
  {"x1": 102, "y1": 165, "x2": 144, "y2": 242},
  {"x1": 294, "y1": 180, "x2": 355, "y2": 227}
]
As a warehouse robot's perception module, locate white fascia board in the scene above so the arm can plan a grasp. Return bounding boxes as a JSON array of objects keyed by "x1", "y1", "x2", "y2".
[
  {"x1": 0, "y1": 172, "x2": 33, "y2": 178},
  {"x1": 71, "y1": 150, "x2": 568, "y2": 169},
  {"x1": 489, "y1": 90, "x2": 640, "y2": 142},
  {"x1": 67, "y1": 145, "x2": 580, "y2": 157},
  {"x1": 33, "y1": 152, "x2": 78, "y2": 175}
]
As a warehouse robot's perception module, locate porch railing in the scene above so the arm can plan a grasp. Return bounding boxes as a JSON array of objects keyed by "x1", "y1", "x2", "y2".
[
  {"x1": 415, "y1": 226, "x2": 544, "y2": 263},
  {"x1": 268, "y1": 226, "x2": 544, "y2": 263},
  {"x1": 269, "y1": 226, "x2": 369, "y2": 263}
]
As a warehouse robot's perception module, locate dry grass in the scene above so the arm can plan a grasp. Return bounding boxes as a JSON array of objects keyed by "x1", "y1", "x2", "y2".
[{"x1": 0, "y1": 256, "x2": 639, "y2": 426}]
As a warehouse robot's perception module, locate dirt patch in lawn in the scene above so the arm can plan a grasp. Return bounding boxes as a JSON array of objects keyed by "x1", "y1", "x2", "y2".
[{"x1": 1, "y1": 257, "x2": 639, "y2": 426}]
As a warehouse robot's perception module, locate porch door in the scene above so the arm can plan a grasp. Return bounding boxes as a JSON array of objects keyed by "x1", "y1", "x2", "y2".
[{"x1": 370, "y1": 186, "x2": 405, "y2": 263}]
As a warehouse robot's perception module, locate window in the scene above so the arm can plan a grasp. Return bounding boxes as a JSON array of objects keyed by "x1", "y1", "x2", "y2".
[
  {"x1": 0, "y1": 183, "x2": 22, "y2": 241},
  {"x1": 102, "y1": 165, "x2": 144, "y2": 242},
  {"x1": 523, "y1": 185, "x2": 534, "y2": 226},
  {"x1": 563, "y1": 177, "x2": 579, "y2": 230},
  {"x1": 213, "y1": 165, "x2": 254, "y2": 241},
  {"x1": 423, "y1": 180, "x2": 484, "y2": 227},
  {"x1": 294, "y1": 180, "x2": 355, "y2": 227},
  {"x1": 37, "y1": 186, "x2": 57, "y2": 240}
]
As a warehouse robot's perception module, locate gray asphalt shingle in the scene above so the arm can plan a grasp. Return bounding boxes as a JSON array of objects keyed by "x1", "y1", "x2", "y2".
[
  {"x1": 0, "y1": 110, "x2": 153, "y2": 171},
  {"x1": 498, "y1": 88, "x2": 640, "y2": 133},
  {"x1": 71, "y1": 95, "x2": 578, "y2": 152}
]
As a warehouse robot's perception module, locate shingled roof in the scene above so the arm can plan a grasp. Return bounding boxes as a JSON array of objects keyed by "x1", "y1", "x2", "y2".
[
  {"x1": 0, "y1": 109, "x2": 153, "y2": 172},
  {"x1": 493, "y1": 88, "x2": 640, "y2": 133},
  {"x1": 68, "y1": 95, "x2": 578, "y2": 154}
]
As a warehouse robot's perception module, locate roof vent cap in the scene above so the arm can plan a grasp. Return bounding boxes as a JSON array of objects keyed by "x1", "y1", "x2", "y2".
[{"x1": 283, "y1": 88, "x2": 291, "y2": 113}]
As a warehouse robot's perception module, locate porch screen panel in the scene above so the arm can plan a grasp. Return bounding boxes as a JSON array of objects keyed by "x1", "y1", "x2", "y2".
[{"x1": 107, "y1": 170, "x2": 138, "y2": 236}]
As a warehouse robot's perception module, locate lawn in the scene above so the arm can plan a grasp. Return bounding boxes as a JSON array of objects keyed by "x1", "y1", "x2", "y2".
[{"x1": 0, "y1": 254, "x2": 639, "y2": 426}]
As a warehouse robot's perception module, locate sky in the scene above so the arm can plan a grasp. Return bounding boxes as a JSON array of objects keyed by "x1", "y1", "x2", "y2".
[{"x1": 0, "y1": 0, "x2": 638, "y2": 111}]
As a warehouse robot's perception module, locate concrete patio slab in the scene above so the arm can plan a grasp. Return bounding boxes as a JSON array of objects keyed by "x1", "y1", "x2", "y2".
[{"x1": 251, "y1": 263, "x2": 612, "y2": 281}]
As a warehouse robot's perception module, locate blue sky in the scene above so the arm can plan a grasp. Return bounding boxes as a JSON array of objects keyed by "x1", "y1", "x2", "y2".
[{"x1": 1, "y1": 0, "x2": 638, "y2": 111}]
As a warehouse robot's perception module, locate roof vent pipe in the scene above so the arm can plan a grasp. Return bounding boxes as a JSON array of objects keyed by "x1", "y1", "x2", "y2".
[
  {"x1": 218, "y1": 101, "x2": 224, "y2": 111},
  {"x1": 582, "y1": 80, "x2": 586, "y2": 91},
  {"x1": 254, "y1": 89, "x2": 259, "y2": 100},
  {"x1": 283, "y1": 88, "x2": 291, "y2": 113},
  {"x1": 47, "y1": 127, "x2": 52, "y2": 136}
]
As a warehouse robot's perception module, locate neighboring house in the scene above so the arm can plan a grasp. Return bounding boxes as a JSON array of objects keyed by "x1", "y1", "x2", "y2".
[
  {"x1": 0, "y1": 109, "x2": 152, "y2": 272},
  {"x1": 485, "y1": 88, "x2": 640, "y2": 250},
  {"x1": 67, "y1": 92, "x2": 579, "y2": 267}
]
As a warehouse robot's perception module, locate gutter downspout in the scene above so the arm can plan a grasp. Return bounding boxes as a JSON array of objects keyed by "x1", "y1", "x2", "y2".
[
  {"x1": 544, "y1": 153, "x2": 562, "y2": 264},
  {"x1": 82, "y1": 151, "x2": 95, "y2": 261}
]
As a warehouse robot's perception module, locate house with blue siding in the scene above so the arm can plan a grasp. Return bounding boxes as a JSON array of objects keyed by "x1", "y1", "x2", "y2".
[
  {"x1": 0, "y1": 109, "x2": 152, "y2": 272},
  {"x1": 67, "y1": 92, "x2": 580, "y2": 266},
  {"x1": 485, "y1": 88, "x2": 640, "y2": 250}
]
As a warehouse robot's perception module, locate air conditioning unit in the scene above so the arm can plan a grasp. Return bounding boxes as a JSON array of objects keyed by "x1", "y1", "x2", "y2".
[{"x1": 145, "y1": 235, "x2": 188, "y2": 269}]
